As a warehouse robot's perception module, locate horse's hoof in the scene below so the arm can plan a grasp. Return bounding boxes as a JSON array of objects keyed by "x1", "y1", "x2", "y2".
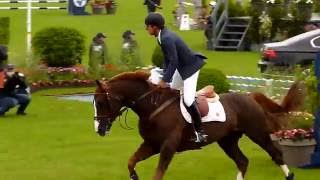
[
  {"x1": 130, "y1": 171, "x2": 139, "y2": 180},
  {"x1": 286, "y1": 173, "x2": 294, "y2": 180}
]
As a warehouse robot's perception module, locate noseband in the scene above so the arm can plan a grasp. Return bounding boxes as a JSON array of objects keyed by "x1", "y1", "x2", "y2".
[{"x1": 94, "y1": 88, "x2": 157, "y2": 127}]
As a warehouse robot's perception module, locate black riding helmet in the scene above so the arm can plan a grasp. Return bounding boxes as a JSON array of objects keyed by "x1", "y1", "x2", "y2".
[{"x1": 144, "y1": 12, "x2": 165, "y2": 29}]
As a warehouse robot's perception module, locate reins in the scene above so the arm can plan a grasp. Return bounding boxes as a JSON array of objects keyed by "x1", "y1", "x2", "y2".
[{"x1": 94, "y1": 87, "x2": 159, "y2": 130}]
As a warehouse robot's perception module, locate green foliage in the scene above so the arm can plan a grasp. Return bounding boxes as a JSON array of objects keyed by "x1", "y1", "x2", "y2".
[
  {"x1": 151, "y1": 46, "x2": 164, "y2": 67},
  {"x1": 0, "y1": 17, "x2": 10, "y2": 45},
  {"x1": 315, "y1": 0, "x2": 320, "y2": 12},
  {"x1": 32, "y1": 27, "x2": 85, "y2": 67},
  {"x1": 286, "y1": 113, "x2": 314, "y2": 130},
  {"x1": 259, "y1": 13, "x2": 272, "y2": 41},
  {"x1": 229, "y1": 0, "x2": 249, "y2": 17},
  {"x1": 295, "y1": 65, "x2": 319, "y2": 113},
  {"x1": 198, "y1": 68, "x2": 230, "y2": 93},
  {"x1": 286, "y1": 2, "x2": 313, "y2": 37},
  {"x1": 248, "y1": 1, "x2": 265, "y2": 44},
  {"x1": 266, "y1": 0, "x2": 286, "y2": 39}
]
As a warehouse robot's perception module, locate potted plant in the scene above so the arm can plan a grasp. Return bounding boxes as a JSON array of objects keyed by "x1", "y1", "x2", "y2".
[
  {"x1": 105, "y1": 0, "x2": 117, "y2": 15},
  {"x1": 90, "y1": 0, "x2": 106, "y2": 14},
  {"x1": 272, "y1": 112, "x2": 316, "y2": 167}
]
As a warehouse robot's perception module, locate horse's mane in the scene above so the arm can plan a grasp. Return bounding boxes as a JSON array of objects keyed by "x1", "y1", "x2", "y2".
[{"x1": 109, "y1": 71, "x2": 151, "y2": 83}]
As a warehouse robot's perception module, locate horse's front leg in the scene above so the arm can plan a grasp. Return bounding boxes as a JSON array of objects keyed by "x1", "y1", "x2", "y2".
[
  {"x1": 128, "y1": 141, "x2": 157, "y2": 180},
  {"x1": 153, "y1": 133, "x2": 181, "y2": 180}
]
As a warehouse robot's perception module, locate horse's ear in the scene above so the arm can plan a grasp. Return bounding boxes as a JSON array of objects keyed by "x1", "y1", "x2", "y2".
[{"x1": 96, "y1": 80, "x2": 102, "y2": 87}]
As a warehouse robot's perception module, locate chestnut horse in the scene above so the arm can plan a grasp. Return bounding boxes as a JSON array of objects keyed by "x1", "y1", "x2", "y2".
[{"x1": 93, "y1": 71, "x2": 304, "y2": 180}]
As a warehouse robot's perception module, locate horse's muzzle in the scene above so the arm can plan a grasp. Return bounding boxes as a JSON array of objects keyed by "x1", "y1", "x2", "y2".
[
  {"x1": 97, "y1": 121, "x2": 111, "y2": 137},
  {"x1": 97, "y1": 129, "x2": 106, "y2": 136}
]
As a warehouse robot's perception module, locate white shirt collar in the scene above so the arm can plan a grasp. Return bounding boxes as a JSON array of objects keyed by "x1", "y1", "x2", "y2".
[{"x1": 157, "y1": 29, "x2": 161, "y2": 45}]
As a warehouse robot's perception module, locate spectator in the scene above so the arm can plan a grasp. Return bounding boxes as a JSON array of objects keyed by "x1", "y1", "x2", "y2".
[
  {"x1": 0, "y1": 64, "x2": 30, "y2": 116},
  {"x1": 120, "y1": 30, "x2": 143, "y2": 67},
  {"x1": 144, "y1": 0, "x2": 162, "y2": 13},
  {"x1": 89, "y1": 32, "x2": 110, "y2": 74},
  {"x1": 0, "y1": 46, "x2": 13, "y2": 116}
]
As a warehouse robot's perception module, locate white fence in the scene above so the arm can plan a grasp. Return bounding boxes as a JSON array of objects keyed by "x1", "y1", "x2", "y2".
[
  {"x1": 227, "y1": 75, "x2": 295, "y2": 99},
  {"x1": 0, "y1": 0, "x2": 67, "y2": 10}
]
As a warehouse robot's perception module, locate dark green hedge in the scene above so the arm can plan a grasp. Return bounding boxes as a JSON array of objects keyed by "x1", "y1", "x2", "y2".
[
  {"x1": 32, "y1": 27, "x2": 85, "y2": 67},
  {"x1": 0, "y1": 17, "x2": 10, "y2": 45},
  {"x1": 198, "y1": 68, "x2": 230, "y2": 93},
  {"x1": 151, "y1": 46, "x2": 164, "y2": 67}
]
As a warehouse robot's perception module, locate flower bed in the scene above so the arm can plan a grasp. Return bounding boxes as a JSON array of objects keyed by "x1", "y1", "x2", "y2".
[
  {"x1": 273, "y1": 128, "x2": 314, "y2": 141},
  {"x1": 30, "y1": 79, "x2": 95, "y2": 92},
  {"x1": 18, "y1": 65, "x2": 95, "y2": 92}
]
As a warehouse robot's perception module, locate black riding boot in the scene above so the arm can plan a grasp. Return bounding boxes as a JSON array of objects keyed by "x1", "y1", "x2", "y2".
[{"x1": 186, "y1": 101, "x2": 208, "y2": 143}]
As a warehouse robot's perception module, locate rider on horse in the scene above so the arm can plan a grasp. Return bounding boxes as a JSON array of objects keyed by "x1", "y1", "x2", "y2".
[{"x1": 145, "y1": 12, "x2": 208, "y2": 143}]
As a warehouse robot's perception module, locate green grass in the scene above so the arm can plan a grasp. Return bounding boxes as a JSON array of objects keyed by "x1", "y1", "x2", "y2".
[
  {"x1": 0, "y1": 0, "x2": 260, "y2": 76},
  {"x1": 0, "y1": 88, "x2": 319, "y2": 180}
]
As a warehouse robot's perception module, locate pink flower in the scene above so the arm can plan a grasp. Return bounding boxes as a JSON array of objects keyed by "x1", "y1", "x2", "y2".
[{"x1": 273, "y1": 128, "x2": 314, "y2": 141}]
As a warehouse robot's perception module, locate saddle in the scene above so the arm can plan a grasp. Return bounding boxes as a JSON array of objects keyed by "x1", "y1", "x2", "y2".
[{"x1": 195, "y1": 85, "x2": 217, "y2": 117}]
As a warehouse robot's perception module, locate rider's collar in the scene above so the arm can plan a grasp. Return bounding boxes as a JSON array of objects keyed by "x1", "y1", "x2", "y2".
[{"x1": 157, "y1": 29, "x2": 161, "y2": 45}]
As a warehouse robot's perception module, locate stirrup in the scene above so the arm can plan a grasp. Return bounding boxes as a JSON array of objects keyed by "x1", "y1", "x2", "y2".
[{"x1": 193, "y1": 131, "x2": 208, "y2": 143}]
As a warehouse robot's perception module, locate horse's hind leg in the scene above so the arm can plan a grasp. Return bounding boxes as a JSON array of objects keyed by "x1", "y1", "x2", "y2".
[
  {"x1": 246, "y1": 132, "x2": 294, "y2": 180},
  {"x1": 218, "y1": 132, "x2": 248, "y2": 180},
  {"x1": 128, "y1": 141, "x2": 157, "y2": 180}
]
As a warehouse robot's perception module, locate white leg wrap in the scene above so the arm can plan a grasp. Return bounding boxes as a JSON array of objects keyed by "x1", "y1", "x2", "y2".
[
  {"x1": 281, "y1": 165, "x2": 290, "y2": 177},
  {"x1": 236, "y1": 171, "x2": 243, "y2": 180},
  {"x1": 93, "y1": 100, "x2": 99, "y2": 132}
]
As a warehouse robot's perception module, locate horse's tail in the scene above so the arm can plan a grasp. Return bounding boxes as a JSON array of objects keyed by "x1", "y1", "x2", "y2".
[{"x1": 250, "y1": 81, "x2": 306, "y2": 131}]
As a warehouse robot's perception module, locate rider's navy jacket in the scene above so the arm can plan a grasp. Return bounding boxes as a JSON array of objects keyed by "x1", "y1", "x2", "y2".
[{"x1": 158, "y1": 28, "x2": 206, "y2": 82}]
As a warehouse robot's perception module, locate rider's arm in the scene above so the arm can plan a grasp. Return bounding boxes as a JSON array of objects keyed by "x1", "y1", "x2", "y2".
[{"x1": 161, "y1": 37, "x2": 178, "y2": 83}]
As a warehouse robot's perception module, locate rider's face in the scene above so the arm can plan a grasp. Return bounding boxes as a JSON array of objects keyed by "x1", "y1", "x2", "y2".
[{"x1": 146, "y1": 25, "x2": 159, "y2": 36}]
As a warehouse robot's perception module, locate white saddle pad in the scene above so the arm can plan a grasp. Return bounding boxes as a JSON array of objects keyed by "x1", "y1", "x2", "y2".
[{"x1": 180, "y1": 96, "x2": 226, "y2": 123}]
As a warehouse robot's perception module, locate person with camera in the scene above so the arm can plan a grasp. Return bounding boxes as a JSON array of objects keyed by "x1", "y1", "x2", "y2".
[
  {"x1": 0, "y1": 45, "x2": 17, "y2": 116},
  {"x1": 0, "y1": 64, "x2": 30, "y2": 116}
]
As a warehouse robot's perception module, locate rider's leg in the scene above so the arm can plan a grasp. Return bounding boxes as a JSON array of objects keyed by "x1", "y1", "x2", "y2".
[
  {"x1": 183, "y1": 70, "x2": 207, "y2": 143},
  {"x1": 170, "y1": 70, "x2": 183, "y2": 90}
]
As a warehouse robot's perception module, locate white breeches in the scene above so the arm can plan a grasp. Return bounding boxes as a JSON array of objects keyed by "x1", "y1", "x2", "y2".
[{"x1": 171, "y1": 70, "x2": 199, "y2": 107}]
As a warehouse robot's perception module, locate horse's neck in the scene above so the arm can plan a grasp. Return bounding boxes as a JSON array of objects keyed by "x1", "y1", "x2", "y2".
[
  {"x1": 127, "y1": 86, "x2": 178, "y2": 118},
  {"x1": 114, "y1": 80, "x2": 179, "y2": 118}
]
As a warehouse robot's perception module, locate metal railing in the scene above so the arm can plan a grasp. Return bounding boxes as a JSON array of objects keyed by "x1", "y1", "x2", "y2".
[{"x1": 210, "y1": 0, "x2": 228, "y2": 48}]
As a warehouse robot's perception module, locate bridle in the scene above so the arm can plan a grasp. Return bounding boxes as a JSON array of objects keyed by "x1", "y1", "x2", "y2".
[{"x1": 93, "y1": 88, "x2": 158, "y2": 129}]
